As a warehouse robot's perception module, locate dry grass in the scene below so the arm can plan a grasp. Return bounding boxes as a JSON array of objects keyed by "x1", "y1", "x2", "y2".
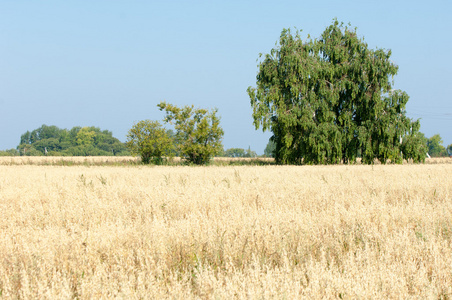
[
  {"x1": 0, "y1": 156, "x2": 275, "y2": 166},
  {"x1": 0, "y1": 161, "x2": 451, "y2": 298},
  {"x1": 0, "y1": 156, "x2": 450, "y2": 166},
  {"x1": 0, "y1": 156, "x2": 141, "y2": 166}
]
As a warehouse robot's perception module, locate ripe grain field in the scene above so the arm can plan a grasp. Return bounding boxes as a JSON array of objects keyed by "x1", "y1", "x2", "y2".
[{"x1": 0, "y1": 158, "x2": 451, "y2": 298}]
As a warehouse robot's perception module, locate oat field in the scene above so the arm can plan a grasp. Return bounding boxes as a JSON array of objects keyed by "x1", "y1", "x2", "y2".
[{"x1": 0, "y1": 158, "x2": 451, "y2": 298}]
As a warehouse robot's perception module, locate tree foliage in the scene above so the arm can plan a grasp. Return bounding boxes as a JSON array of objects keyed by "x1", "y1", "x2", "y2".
[
  {"x1": 264, "y1": 139, "x2": 276, "y2": 158},
  {"x1": 248, "y1": 20, "x2": 426, "y2": 164},
  {"x1": 126, "y1": 120, "x2": 174, "y2": 164},
  {"x1": 427, "y1": 134, "x2": 447, "y2": 157},
  {"x1": 0, "y1": 149, "x2": 20, "y2": 156},
  {"x1": 158, "y1": 102, "x2": 224, "y2": 165},
  {"x1": 223, "y1": 147, "x2": 257, "y2": 158},
  {"x1": 76, "y1": 127, "x2": 96, "y2": 146},
  {"x1": 18, "y1": 124, "x2": 129, "y2": 156}
]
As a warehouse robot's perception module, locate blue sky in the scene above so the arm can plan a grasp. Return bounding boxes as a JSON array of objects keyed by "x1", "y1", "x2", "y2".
[{"x1": 1, "y1": 0, "x2": 451, "y2": 153}]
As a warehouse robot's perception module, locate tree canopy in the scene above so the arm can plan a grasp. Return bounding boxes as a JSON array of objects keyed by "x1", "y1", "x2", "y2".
[
  {"x1": 158, "y1": 102, "x2": 224, "y2": 165},
  {"x1": 427, "y1": 134, "x2": 448, "y2": 157},
  {"x1": 248, "y1": 20, "x2": 426, "y2": 164},
  {"x1": 126, "y1": 120, "x2": 174, "y2": 164}
]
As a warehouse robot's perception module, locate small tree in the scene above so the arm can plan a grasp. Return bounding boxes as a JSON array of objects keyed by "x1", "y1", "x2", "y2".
[
  {"x1": 158, "y1": 102, "x2": 224, "y2": 165},
  {"x1": 126, "y1": 120, "x2": 174, "y2": 164},
  {"x1": 264, "y1": 139, "x2": 276, "y2": 158},
  {"x1": 427, "y1": 134, "x2": 447, "y2": 157},
  {"x1": 401, "y1": 129, "x2": 428, "y2": 162}
]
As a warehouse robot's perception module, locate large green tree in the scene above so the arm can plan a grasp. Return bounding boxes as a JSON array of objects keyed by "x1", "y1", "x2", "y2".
[
  {"x1": 158, "y1": 102, "x2": 224, "y2": 165},
  {"x1": 126, "y1": 120, "x2": 175, "y2": 164},
  {"x1": 248, "y1": 20, "x2": 426, "y2": 164}
]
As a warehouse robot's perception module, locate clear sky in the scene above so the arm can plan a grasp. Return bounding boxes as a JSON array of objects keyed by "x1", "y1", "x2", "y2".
[{"x1": 1, "y1": 0, "x2": 451, "y2": 154}]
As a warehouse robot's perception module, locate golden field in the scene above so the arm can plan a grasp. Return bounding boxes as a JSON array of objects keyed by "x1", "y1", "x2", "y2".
[
  {"x1": 0, "y1": 158, "x2": 451, "y2": 298},
  {"x1": 0, "y1": 156, "x2": 450, "y2": 166}
]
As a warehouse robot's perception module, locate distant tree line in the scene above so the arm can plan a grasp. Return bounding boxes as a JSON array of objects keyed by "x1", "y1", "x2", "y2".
[
  {"x1": 0, "y1": 149, "x2": 20, "y2": 156},
  {"x1": 219, "y1": 147, "x2": 257, "y2": 158},
  {"x1": 1, "y1": 125, "x2": 449, "y2": 160},
  {"x1": 13, "y1": 125, "x2": 130, "y2": 156}
]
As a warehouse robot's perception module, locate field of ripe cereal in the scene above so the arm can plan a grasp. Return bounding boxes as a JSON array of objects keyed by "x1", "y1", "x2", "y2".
[{"x1": 0, "y1": 160, "x2": 451, "y2": 298}]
